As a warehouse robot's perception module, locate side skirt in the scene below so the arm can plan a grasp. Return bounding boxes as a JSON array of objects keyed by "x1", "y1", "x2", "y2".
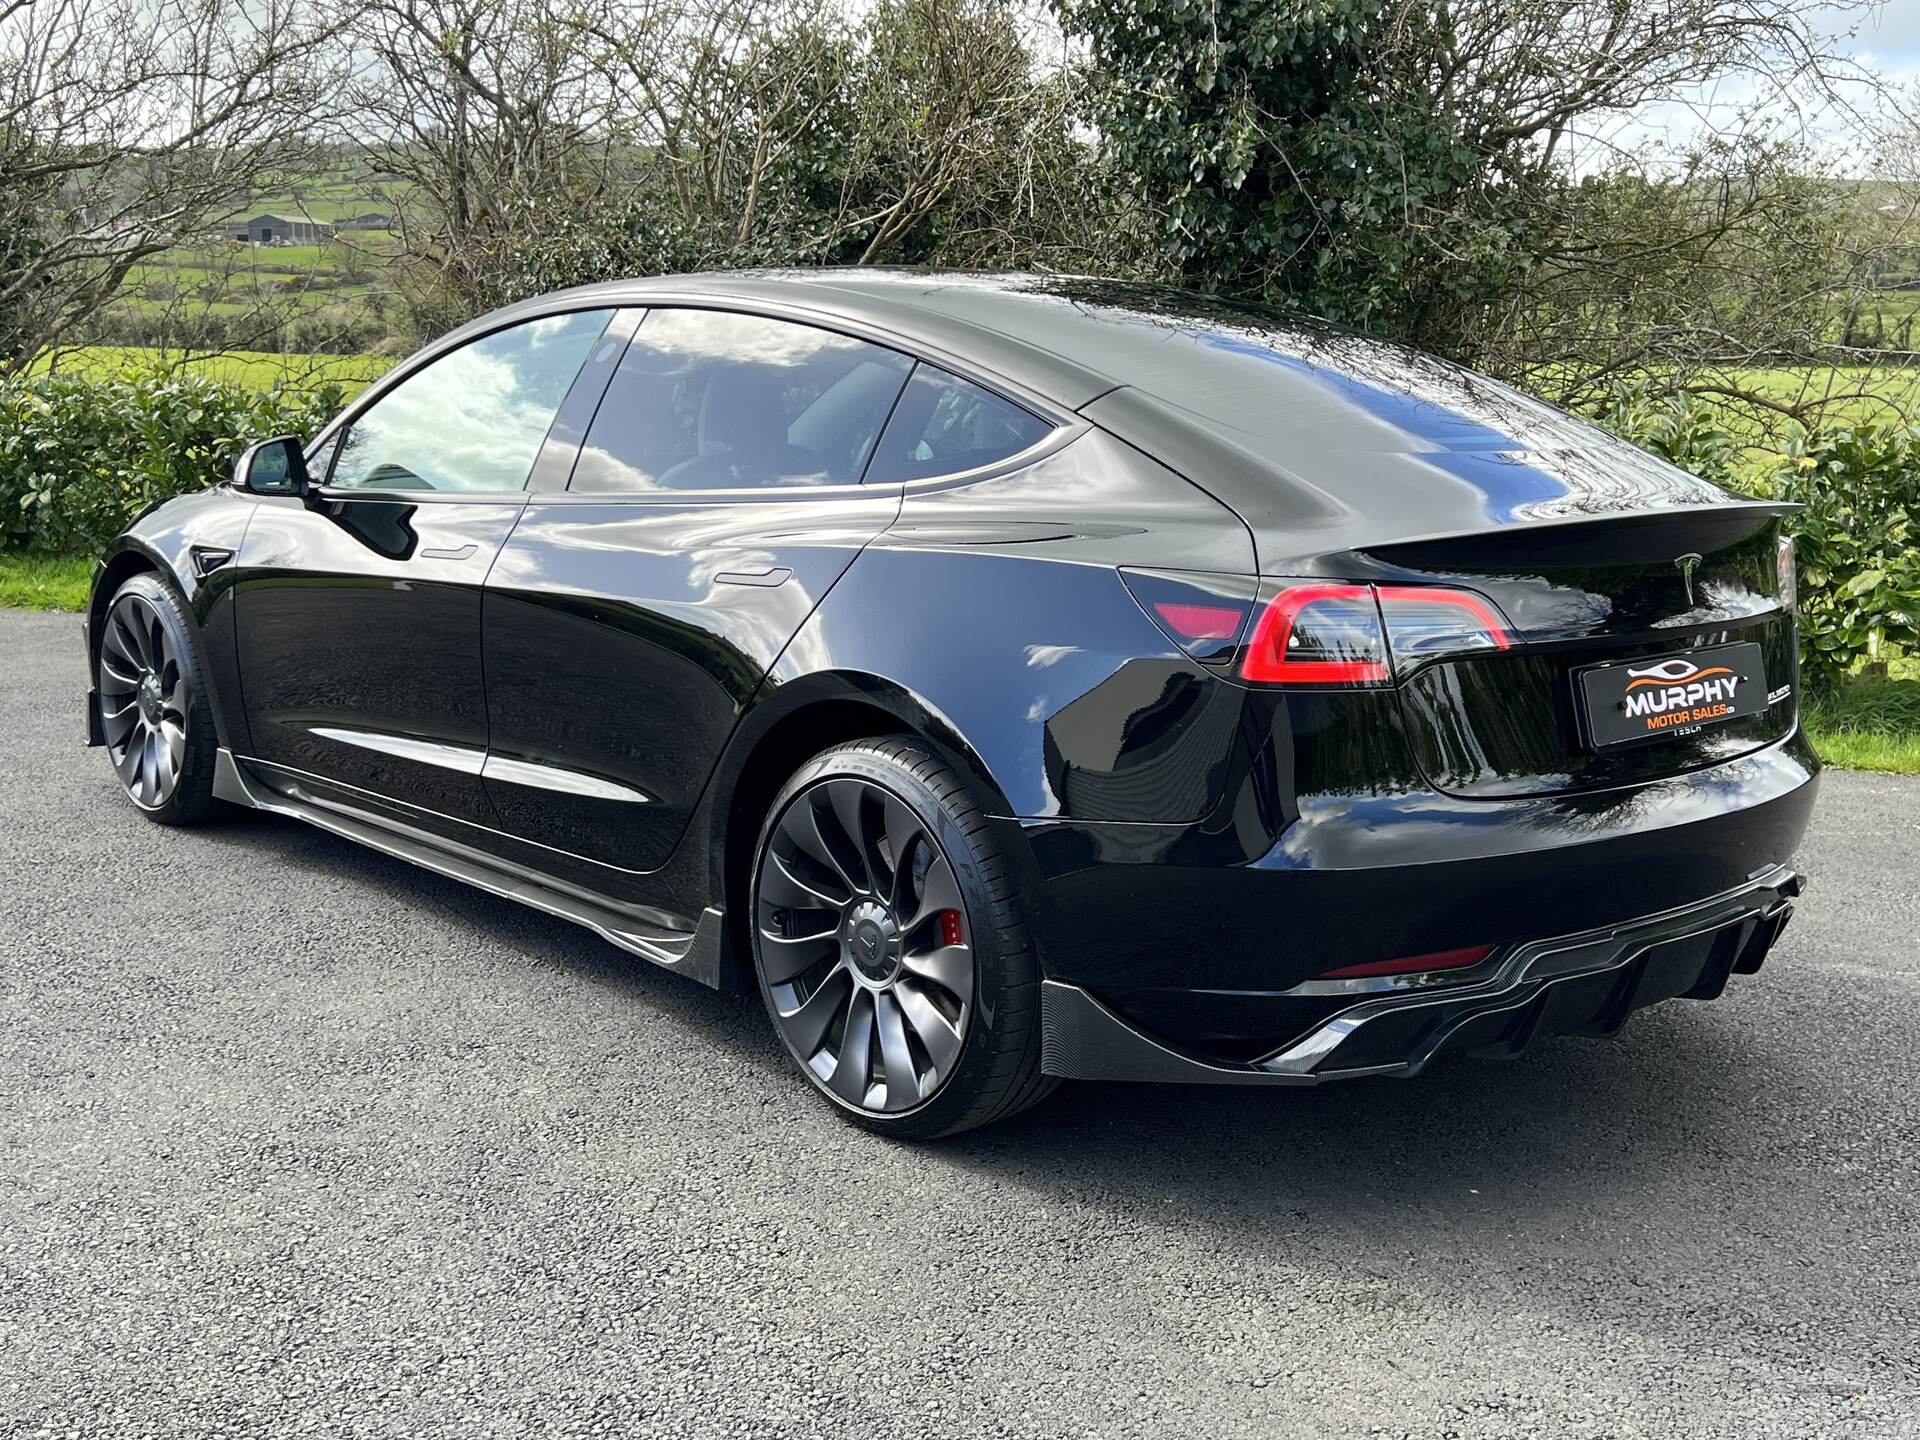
[{"x1": 213, "y1": 749, "x2": 734, "y2": 989}]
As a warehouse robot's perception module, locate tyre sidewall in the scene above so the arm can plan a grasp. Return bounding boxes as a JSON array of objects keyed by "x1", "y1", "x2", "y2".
[
  {"x1": 102, "y1": 572, "x2": 221, "y2": 825},
  {"x1": 749, "y1": 740, "x2": 1033, "y2": 1138}
]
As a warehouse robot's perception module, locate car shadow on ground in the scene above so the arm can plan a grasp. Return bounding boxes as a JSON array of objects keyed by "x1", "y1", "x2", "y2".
[{"x1": 191, "y1": 806, "x2": 1793, "y2": 1246}]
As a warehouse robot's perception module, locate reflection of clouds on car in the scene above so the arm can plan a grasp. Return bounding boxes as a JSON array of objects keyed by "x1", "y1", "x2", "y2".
[{"x1": 332, "y1": 309, "x2": 612, "y2": 492}]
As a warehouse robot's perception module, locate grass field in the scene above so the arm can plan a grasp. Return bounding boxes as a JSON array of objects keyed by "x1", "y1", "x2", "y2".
[
  {"x1": 31, "y1": 346, "x2": 396, "y2": 396},
  {"x1": 0, "y1": 552, "x2": 93, "y2": 612}
]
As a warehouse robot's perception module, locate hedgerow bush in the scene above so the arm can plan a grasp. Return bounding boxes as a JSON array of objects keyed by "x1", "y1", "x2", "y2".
[
  {"x1": 0, "y1": 368, "x2": 344, "y2": 554},
  {"x1": 1773, "y1": 422, "x2": 1920, "y2": 686},
  {"x1": 1599, "y1": 384, "x2": 1920, "y2": 689}
]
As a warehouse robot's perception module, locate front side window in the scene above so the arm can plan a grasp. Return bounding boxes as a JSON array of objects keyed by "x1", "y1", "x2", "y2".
[
  {"x1": 866, "y1": 365, "x2": 1054, "y2": 483},
  {"x1": 569, "y1": 309, "x2": 913, "y2": 493},
  {"x1": 331, "y1": 309, "x2": 612, "y2": 492}
]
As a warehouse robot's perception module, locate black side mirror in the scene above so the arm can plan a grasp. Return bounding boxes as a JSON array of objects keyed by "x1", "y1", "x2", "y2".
[{"x1": 234, "y1": 435, "x2": 313, "y2": 497}]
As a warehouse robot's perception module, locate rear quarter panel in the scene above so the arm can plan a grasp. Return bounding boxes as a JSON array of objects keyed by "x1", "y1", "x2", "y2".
[{"x1": 760, "y1": 430, "x2": 1259, "y2": 824}]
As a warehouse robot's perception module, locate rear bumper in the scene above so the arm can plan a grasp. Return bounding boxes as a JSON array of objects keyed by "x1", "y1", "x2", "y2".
[{"x1": 1039, "y1": 863, "x2": 1803, "y2": 1085}]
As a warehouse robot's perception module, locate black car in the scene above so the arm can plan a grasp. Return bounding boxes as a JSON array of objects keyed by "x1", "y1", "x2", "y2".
[{"x1": 84, "y1": 271, "x2": 1816, "y2": 1136}]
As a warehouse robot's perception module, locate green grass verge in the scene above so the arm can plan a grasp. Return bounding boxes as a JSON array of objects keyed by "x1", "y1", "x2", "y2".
[
  {"x1": 1804, "y1": 670, "x2": 1920, "y2": 775},
  {"x1": 0, "y1": 551, "x2": 93, "y2": 612}
]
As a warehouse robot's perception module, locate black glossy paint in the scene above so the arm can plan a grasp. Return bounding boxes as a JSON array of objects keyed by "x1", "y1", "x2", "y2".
[
  {"x1": 83, "y1": 270, "x2": 1819, "y2": 1079},
  {"x1": 482, "y1": 488, "x2": 900, "y2": 872},
  {"x1": 234, "y1": 493, "x2": 526, "y2": 831}
]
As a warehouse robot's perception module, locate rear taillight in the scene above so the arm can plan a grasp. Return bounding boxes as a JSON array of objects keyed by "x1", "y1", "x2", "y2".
[
  {"x1": 1777, "y1": 533, "x2": 1797, "y2": 613},
  {"x1": 1119, "y1": 569, "x2": 1258, "y2": 666},
  {"x1": 1240, "y1": 584, "x2": 1390, "y2": 685},
  {"x1": 1374, "y1": 586, "x2": 1512, "y2": 664},
  {"x1": 1239, "y1": 581, "x2": 1512, "y2": 687},
  {"x1": 1125, "y1": 570, "x2": 1513, "y2": 686}
]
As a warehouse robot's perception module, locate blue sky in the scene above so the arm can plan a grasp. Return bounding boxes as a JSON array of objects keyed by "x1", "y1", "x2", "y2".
[{"x1": 1573, "y1": 2, "x2": 1920, "y2": 170}]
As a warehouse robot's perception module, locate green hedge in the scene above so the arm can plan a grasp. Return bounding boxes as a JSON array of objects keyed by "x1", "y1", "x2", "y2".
[
  {"x1": 0, "y1": 369, "x2": 344, "y2": 555},
  {"x1": 1600, "y1": 384, "x2": 1919, "y2": 688}
]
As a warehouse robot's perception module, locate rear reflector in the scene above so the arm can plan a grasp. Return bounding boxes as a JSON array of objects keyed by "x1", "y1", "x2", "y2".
[
  {"x1": 1154, "y1": 603, "x2": 1246, "y2": 642},
  {"x1": 1314, "y1": 944, "x2": 1496, "y2": 981}
]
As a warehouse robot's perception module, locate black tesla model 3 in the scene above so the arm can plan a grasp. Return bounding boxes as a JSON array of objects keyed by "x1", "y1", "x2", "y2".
[{"x1": 83, "y1": 271, "x2": 1816, "y2": 1136}]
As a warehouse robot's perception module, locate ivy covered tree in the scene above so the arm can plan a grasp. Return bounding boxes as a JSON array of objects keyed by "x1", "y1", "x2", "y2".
[{"x1": 1052, "y1": 0, "x2": 1866, "y2": 360}]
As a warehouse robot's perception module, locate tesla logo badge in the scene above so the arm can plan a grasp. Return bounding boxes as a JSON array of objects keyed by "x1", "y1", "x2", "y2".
[{"x1": 1674, "y1": 552, "x2": 1703, "y2": 607}]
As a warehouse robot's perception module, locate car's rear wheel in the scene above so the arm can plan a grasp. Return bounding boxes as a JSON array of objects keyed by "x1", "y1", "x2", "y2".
[
  {"x1": 97, "y1": 572, "x2": 222, "y2": 825},
  {"x1": 749, "y1": 738, "x2": 1054, "y2": 1138}
]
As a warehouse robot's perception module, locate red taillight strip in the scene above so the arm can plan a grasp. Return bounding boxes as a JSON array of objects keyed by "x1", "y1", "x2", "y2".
[
  {"x1": 1374, "y1": 585, "x2": 1514, "y2": 649},
  {"x1": 1315, "y1": 944, "x2": 1495, "y2": 980},
  {"x1": 1239, "y1": 583, "x2": 1390, "y2": 685}
]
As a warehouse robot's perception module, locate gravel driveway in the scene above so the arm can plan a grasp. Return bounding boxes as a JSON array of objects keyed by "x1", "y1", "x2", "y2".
[{"x1": 2, "y1": 606, "x2": 1916, "y2": 1439}]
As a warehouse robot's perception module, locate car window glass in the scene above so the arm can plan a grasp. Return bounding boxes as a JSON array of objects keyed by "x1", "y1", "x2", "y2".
[
  {"x1": 569, "y1": 309, "x2": 912, "y2": 493},
  {"x1": 867, "y1": 365, "x2": 1053, "y2": 483},
  {"x1": 331, "y1": 309, "x2": 612, "y2": 492}
]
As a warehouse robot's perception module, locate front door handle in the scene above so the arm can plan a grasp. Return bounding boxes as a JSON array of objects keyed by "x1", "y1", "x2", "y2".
[
  {"x1": 715, "y1": 567, "x2": 792, "y2": 588},
  {"x1": 421, "y1": 543, "x2": 479, "y2": 561}
]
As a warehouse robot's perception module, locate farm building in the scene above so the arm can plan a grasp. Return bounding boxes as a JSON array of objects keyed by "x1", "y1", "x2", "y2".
[{"x1": 233, "y1": 213, "x2": 336, "y2": 244}]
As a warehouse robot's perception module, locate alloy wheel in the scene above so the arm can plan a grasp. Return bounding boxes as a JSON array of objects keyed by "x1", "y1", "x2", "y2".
[
  {"x1": 98, "y1": 593, "x2": 188, "y2": 810},
  {"x1": 754, "y1": 777, "x2": 975, "y2": 1115}
]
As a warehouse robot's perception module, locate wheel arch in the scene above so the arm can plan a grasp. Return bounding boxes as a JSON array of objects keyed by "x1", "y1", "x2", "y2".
[
  {"x1": 708, "y1": 672, "x2": 1024, "y2": 986},
  {"x1": 86, "y1": 541, "x2": 168, "y2": 663},
  {"x1": 86, "y1": 535, "x2": 246, "y2": 753}
]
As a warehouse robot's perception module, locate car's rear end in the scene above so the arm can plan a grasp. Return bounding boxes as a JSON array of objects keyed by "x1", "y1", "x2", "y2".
[{"x1": 985, "y1": 285, "x2": 1819, "y2": 1084}]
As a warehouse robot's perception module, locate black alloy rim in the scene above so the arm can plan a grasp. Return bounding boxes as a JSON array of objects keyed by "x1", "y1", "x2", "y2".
[
  {"x1": 754, "y1": 777, "x2": 975, "y2": 1114},
  {"x1": 98, "y1": 593, "x2": 187, "y2": 809}
]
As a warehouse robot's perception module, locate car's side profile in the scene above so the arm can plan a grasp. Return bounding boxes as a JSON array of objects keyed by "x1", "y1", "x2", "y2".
[{"x1": 85, "y1": 271, "x2": 1816, "y2": 1136}]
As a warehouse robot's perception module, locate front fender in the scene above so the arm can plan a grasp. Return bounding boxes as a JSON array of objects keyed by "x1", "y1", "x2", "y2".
[{"x1": 86, "y1": 488, "x2": 258, "y2": 751}]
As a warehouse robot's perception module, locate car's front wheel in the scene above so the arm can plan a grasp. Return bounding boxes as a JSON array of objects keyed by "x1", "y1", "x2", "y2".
[
  {"x1": 749, "y1": 738, "x2": 1054, "y2": 1138},
  {"x1": 97, "y1": 572, "x2": 222, "y2": 825}
]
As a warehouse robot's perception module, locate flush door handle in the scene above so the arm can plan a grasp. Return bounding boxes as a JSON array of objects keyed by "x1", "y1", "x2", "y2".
[
  {"x1": 421, "y1": 543, "x2": 479, "y2": 561},
  {"x1": 715, "y1": 567, "x2": 792, "y2": 588}
]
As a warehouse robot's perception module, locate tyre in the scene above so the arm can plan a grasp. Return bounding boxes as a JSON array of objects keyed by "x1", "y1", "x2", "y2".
[
  {"x1": 96, "y1": 572, "x2": 223, "y2": 826},
  {"x1": 749, "y1": 738, "x2": 1056, "y2": 1138}
]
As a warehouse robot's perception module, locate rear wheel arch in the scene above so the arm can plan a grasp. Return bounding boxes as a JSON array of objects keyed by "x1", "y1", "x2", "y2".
[{"x1": 713, "y1": 681, "x2": 1023, "y2": 984}]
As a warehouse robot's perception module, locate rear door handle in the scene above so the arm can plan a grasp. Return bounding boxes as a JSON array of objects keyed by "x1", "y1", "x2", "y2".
[
  {"x1": 422, "y1": 543, "x2": 479, "y2": 561},
  {"x1": 715, "y1": 567, "x2": 792, "y2": 588}
]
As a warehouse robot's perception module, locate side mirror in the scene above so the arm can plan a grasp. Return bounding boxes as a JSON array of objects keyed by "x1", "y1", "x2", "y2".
[{"x1": 234, "y1": 435, "x2": 312, "y2": 497}]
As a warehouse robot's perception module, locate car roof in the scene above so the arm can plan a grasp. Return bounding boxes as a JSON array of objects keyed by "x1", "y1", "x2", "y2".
[
  {"x1": 494, "y1": 269, "x2": 1601, "y2": 452},
  {"x1": 458, "y1": 271, "x2": 1763, "y2": 557}
]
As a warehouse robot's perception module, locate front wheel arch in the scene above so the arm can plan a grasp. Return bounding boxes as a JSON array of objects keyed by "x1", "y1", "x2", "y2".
[{"x1": 87, "y1": 547, "x2": 161, "y2": 675}]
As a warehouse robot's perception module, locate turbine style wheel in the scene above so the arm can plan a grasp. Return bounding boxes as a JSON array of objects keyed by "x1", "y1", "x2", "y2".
[
  {"x1": 97, "y1": 573, "x2": 222, "y2": 825},
  {"x1": 750, "y1": 738, "x2": 1054, "y2": 1138}
]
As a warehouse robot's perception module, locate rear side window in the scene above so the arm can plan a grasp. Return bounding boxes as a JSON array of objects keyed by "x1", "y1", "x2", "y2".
[
  {"x1": 867, "y1": 366, "x2": 1053, "y2": 483},
  {"x1": 569, "y1": 309, "x2": 912, "y2": 492},
  {"x1": 330, "y1": 309, "x2": 611, "y2": 492}
]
